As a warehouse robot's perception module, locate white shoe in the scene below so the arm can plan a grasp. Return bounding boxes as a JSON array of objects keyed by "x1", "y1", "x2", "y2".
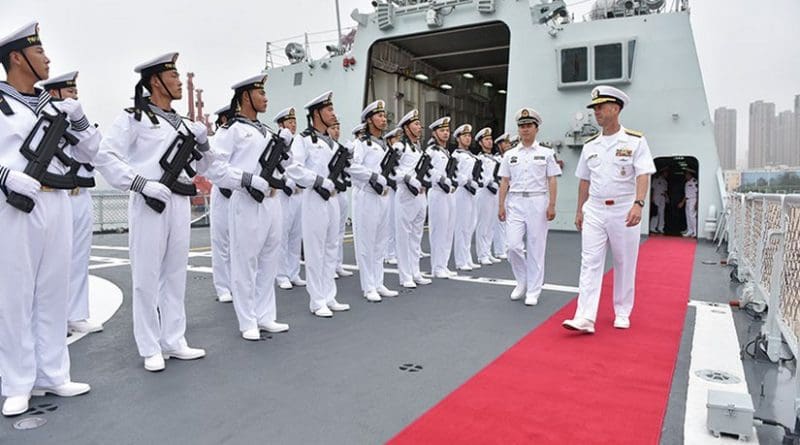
[
  {"x1": 277, "y1": 278, "x2": 293, "y2": 290},
  {"x1": 31, "y1": 381, "x2": 91, "y2": 397},
  {"x1": 386, "y1": 258, "x2": 398, "y2": 265},
  {"x1": 217, "y1": 292, "x2": 233, "y2": 303},
  {"x1": 162, "y1": 345, "x2": 206, "y2": 360},
  {"x1": 613, "y1": 316, "x2": 631, "y2": 329},
  {"x1": 336, "y1": 267, "x2": 353, "y2": 277},
  {"x1": 433, "y1": 271, "x2": 450, "y2": 279},
  {"x1": 446, "y1": 269, "x2": 458, "y2": 277},
  {"x1": 259, "y1": 321, "x2": 289, "y2": 333},
  {"x1": 328, "y1": 300, "x2": 350, "y2": 311},
  {"x1": 457, "y1": 265, "x2": 473, "y2": 272},
  {"x1": 479, "y1": 258, "x2": 493, "y2": 266},
  {"x1": 365, "y1": 291, "x2": 382, "y2": 302},
  {"x1": 496, "y1": 253, "x2": 508, "y2": 260},
  {"x1": 420, "y1": 251, "x2": 431, "y2": 258},
  {"x1": 144, "y1": 354, "x2": 165, "y2": 372},
  {"x1": 68, "y1": 319, "x2": 104, "y2": 334},
  {"x1": 241, "y1": 328, "x2": 261, "y2": 341},
  {"x1": 682, "y1": 232, "x2": 695, "y2": 238},
  {"x1": 524, "y1": 293, "x2": 539, "y2": 306},
  {"x1": 312, "y1": 306, "x2": 333, "y2": 317},
  {"x1": 510, "y1": 285, "x2": 526, "y2": 301},
  {"x1": 377, "y1": 286, "x2": 399, "y2": 297},
  {"x1": 2, "y1": 395, "x2": 30, "y2": 417},
  {"x1": 401, "y1": 281, "x2": 417, "y2": 289},
  {"x1": 291, "y1": 278, "x2": 307, "y2": 287},
  {"x1": 562, "y1": 318, "x2": 595, "y2": 334},
  {"x1": 470, "y1": 262, "x2": 482, "y2": 269},
  {"x1": 489, "y1": 256, "x2": 501, "y2": 264},
  {"x1": 414, "y1": 276, "x2": 432, "y2": 285}
]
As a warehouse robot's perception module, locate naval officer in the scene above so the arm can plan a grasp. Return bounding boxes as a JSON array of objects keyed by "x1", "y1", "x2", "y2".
[
  {"x1": 210, "y1": 104, "x2": 234, "y2": 303},
  {"x1": 492, "y1": 133, "x2": 512, "y2": 259},
  {"x1": 679, "y1": 170, "x2": 698, "y2": 237},
  {"x1": 650, "y1": 168, "x2": 668, "y2": 234},
  {"x1": 474, "y1": 127, "x2": 501, "y2": 265},
  {"x1": 426, "y1": 117, "x2": 458, "y2": 278},
  {"x1": 452, "y1": 124, "x2": 481, "y2": 271},
  {"x1": 563, "y1": 86, "x2": 656, "y2": 333},
  {"x1": 498, "y1": 109, "x2": 561, "y2": 306}
]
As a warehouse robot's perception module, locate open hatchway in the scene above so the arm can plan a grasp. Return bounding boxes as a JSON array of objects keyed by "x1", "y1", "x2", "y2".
[
  {"x1": 365, "y1": 21, "x2": 510, "y2": 146},
  {"x1": 651, "y1": 156, "x2": 699, "y2": 236}
]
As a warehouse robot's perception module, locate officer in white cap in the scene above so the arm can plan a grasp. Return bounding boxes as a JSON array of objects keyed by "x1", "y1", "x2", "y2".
[
  {"x1": 210, "y1": 103, "x2": 235, "y2": 303},
  {"x1": 474, "y1": 127, "x2": 501, "y2": 265},
  {"x1": 452, "y1": 124, "x2": 482, "y2": 271},
  {"x1": 0, "y1": 22, "x2": 101, "y2": 417},
  {"x1": 383, "y1": 126, "x2": 402, "y2": 266},
  {"x1": 384, "y1": 127, "x2": 402, "y2": 147},
  {"x1": 563, "y1": 85, "x2": 656, "y2": 333},
  {"x1": 95, "y1": 53, "x2": 266, "y2": 370},
  {"x1": 427, "y1": 117, "x2": 458, "y2": 278},
  {"x1": 349, "y1": 100, "x2": 399, "y2": 301},
  {"x1": 679, "y1": 169, "x2": 698, "y2": 237},
  {"x1": 40, "y1": 71, "x2": 104, "y2": 334},
  {"x1": 326, "y1": 119, "x2": 354, "y2": 279},
  {"x1": 492, "y1": 133, "x2": 512, "y2": 259},
  {"x1": 285, "y1": 91, "x2": 350, "y2": 317},
  {"x1": 650, "y1": 168, "x2": 668, "y2": 233},
  {"x1": 498, "y1": 108, "x2": 561, "y2": 306},
  {"x1": 214, "y1": 104, "x2": 232, "y2": 129},
  {"x1": 274, "y1": 106, "x2": 307, "y2": 289},
  {"x1": 393, "y1": 109, "x2": 432, "y2": 288}
]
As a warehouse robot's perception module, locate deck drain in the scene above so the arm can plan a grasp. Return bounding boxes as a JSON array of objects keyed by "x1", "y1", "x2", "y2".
[
  {"x1": 192, "y1": 275, "x2": 209, "y2": 281},
  {"x1": 702, "y1": 260, "x2": 718, "y2": 265},
  {"x1": 13, "y1": 416, "x2": 47, "y2": 430},
  {"x1": 695, "y1": 369, "x2": 741, "y2": 384},
  {"x1": 28, "y1": 403, "x2": 58, "y2": 415},
  {"x1": 399, "y1": 363, "x2": 423, "y2": 373},
  {"x1": 400, "y1": 289, "x2": 414, "y2": 295}
]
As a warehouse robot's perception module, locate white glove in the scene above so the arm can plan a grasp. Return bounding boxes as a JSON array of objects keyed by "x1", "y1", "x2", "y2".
[
  {"x1": 469, "y1": 180, "x2": 479, "y2": 189},
  {"x1": 407, "y1": 176, "x2": 421, "y2": 190},
  {"x1": 376, "y1": 174, "x2": 388, "y2": 187},
  {"x1": 322, "y1": 178, "x2": 335, "y2": 192},
  {"x1": 5, "y1": 170, "x2": 41, "y2": 198},
  {"x1": 189, "y1": 121, "x2": 208, "y2": 144},
  {"x1": 278, "y1": 128, "x2": 293, "y2": 145},
  {"x1": 56, "y1": 98, "x2": 85, "y2": 121},
  {"x1": 141, "y1": 181, "x2": 171, "y2": 202},
  {"x1": 285, "y1": 177, "x2": 296, "y2": 190},
  {"x1": 250, "y1": 175, "x2": 269, "y2": 193}
]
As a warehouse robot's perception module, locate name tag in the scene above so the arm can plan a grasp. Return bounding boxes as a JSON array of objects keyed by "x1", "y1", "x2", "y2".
[{"x1": 533, "y1": 155, "x2": 546, "y2": 160}]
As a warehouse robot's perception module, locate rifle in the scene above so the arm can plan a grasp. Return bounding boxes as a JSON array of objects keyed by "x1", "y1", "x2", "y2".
[
  {"x1": 4, "y1": 111, "x2": 79, "y2": 213},
  {"x1": 68, "y1": 161, "x2": 96, "y2": 189},
  {"x1": 248, "y1": 133, "x2": 292, "y2": 202},
  {"x1": 487, "y1": 161, "x2": 500, "y2": 194},
  {"x1": 406, "y1": 152, "x2": 432, "y2": 196},
  {"x1": 464, "y1": 157, "x2": 482, "y2": 195},
  {"x1": 439, "y1": 155, "x2": 457, "y2": 193},
  {"x1": 315, "y1": 144, "x2": 350, "y2": 200},
  {"x1": 370, "y1": 145, "x2": 400, "y2": 194},
  {"x1": 144, "y1": 132, "x2": 203, "y2": 213}
]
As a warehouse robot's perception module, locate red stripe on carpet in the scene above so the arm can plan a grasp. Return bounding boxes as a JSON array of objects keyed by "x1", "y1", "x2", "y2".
[{"x1": 390, "y1": 237, "x2": 697, "y2": 445}]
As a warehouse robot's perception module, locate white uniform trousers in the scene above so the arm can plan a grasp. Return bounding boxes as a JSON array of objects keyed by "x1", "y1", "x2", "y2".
[
  {"x1": 210, "y1": 187, "x2": 232, "y2": 298},
  {"x1": 128, "y1": 192, "x2": 191, "y2": 357},
  {"x1": 454, "y1": 188, "x2": 477, "y2": 268},
  {"x1": 336, "y1": 192, "x2": 348, "y2": 271},
  {"x1": 395, "y1": 185, "x2": 426, "y2": 284},
  {"x1": 475, "y1": 187, "x2": 498, "y2": 262},
  {"x1": 428, "y1": 188, "x2": 456, "y2": 275},
  {"x1": 229, "y1": 191, "x2": 282, "y2": 332},
  {"x1": 506, "y1": 194, "x2": 550, "y2": 298},
  {"x1": 353, "y1": 187, "x2": 390, "y2": 293},
  {"x1": 493, "y1": 220, "x2": 507, "y2": 256},
  {"x1": 0, "y1": 191, "x2": 72, "y2": 396},
  {"x1": 302, "y1": 190, "x2": 340, "y2": 311},
  {"x1": 574, "y1": 198, "x2": 641, "y2": 322},
  {"x1": 685, "y1": 199, "x2": 697, "y2": 236},
  {"x1": 68, "y1": 189, "x2": 93, "y2": 322},
  {"x1": 385, "y1": 189, "x2": 397, "y2": 260},
  {"x1": 278, "y1": 190, "x2": 303, "y2": 282},
  {"x1": 654, "y1": 197, "x2": 666, "y2": 232}
]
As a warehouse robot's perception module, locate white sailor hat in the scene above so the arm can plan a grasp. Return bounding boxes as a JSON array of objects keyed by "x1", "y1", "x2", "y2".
[
  {"x1": 510, "y1": 134, "x2": 520, "y2": 145},
  {"x1": 384, "y1": 127, "x2": 402, "y2": 140},
  {"x1": 134, "y1": 52, "x2": 179, "y2": 77},
  {"x1": 453, "y1": 124, "x2": 473, "y2": 138},
  {"x1": 0, "y1": 22, "x2": 42, "y2": 58},
  {"x1": 305, "y1": 90, "x2": 333, "y2": 111},
  {"x1": 429, "y1": 116, "x2": 450, "y2": 131},
  {"x1": 397, "y1": 109, "x2": 420, "y2": 128},
  {"x1": 475, "y1": 127, "x2": 493, "y2": 141},
  {"x1": 351, "y1": 123, "x2": 366, "y2": 136},
  {"x1": 494, "y1": 132, "x2": 510, "y2": 145},
  {"x1": 587, "y1": 85, "x2": 629, "y2": 109},
  {"x1": 273, "y1": 107, "x2": 296, "y2": 123},
  {"x1": 231, "y1": 74, "x2": 267, "y2": 92},
  {"x1": 360, "y1": 100, "x2": 386, "y2": 122},
  {"x1": 215, "y1": 104, "x2": 231, "y2": 116},
  {"x1": 515, "y1": 108, "x2": 542, "y2": 126},
  {"x1": 40, "y1": 71, "x2": 78, "y2": 90}
]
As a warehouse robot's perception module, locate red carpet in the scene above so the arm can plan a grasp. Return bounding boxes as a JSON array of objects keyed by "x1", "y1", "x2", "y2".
[{"x1": 390, "y1": 237, "x2": 697, "y2": 445}]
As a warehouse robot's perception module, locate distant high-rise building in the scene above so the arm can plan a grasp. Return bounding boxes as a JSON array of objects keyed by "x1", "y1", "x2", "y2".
[
  {"x1": 795, "y1": 95, "x2": 800, "y2": 165},
  {"x1": 776, "y1": 110, "x2": 797, "y2": 166},
  {"x1": 748, "y1": 100, "x2": 776, "y2": 168},
  {"x1": 714, "y1": 107, "x2": 737, "y2": 169}
]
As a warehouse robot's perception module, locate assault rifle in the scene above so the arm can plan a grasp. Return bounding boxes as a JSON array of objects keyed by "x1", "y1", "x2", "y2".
[
  {"x1": 464, "y1": 158, "x2": 482, "y2": 195},
  {"x1": 439, "y1": 155, "x2": 458, "y2": 193},
  {"x1": 406, "y1": 151, "x2": 432, "y2": 196},
  {"x1": 144, "y1": 132, "x2": 202, "y2": 213},
  {"x1": 370, "y1": 145, "x2": 400, "y2": 194},
  {"x1": 315, "y1": 144, "x2": 350, "y2": 200},
  {"x1": 248, "y1": 133, "x2": 292, "y2": 202},
  {"x1": 487, "y1": 161, "x2": 500, "y2": 194}
]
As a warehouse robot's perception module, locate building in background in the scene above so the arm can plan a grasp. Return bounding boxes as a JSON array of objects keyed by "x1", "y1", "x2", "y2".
[
  {"x1": 748, "y1": 100, "x2": 776, "y2": 168},
  {"x1": 714, "y1": 107, "x2": 737, "y2": 170}
]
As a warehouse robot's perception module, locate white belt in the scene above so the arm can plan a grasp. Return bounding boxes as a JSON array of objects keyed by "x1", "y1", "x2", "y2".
[{"x1": 509, "y1": 191, "x2": 546, "y2": 197}]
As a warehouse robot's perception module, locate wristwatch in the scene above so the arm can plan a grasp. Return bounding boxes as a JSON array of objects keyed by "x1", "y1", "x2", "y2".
[{"x1": 634, "y1": 200, "x2": 645, "y2": 207}]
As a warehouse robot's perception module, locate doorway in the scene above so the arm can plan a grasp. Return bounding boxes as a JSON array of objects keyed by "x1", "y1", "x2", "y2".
[{"x1": 651, "y1": 156, "x2": 698, "y2": 236}]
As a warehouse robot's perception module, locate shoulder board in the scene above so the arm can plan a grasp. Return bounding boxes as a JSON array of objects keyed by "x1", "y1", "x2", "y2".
[
  {"x1": 0, "y1": 93, "x2": 13, "y2": 116},
  {"x1": 584, "y1": 133, "x2": 600, "y2": 144},
  {"x1": 221, "y1": 119, "x2": 236, "y2": 129},
  {"x1": 539, "y1": 141, "x2": 552, "y2": 148},
  {"x1": 301, "y1": 127, "x2": 315, "y2": 137},
  {"x1": 624, "y1": 129, "x2": 643, "y2": 138}
]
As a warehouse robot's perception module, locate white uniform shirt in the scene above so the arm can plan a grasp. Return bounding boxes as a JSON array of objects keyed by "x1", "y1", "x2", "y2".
[
  {"x1": 498, "y1": 142, "x2": 561, "y2": 193},
  {"x1": 478, "y1": 151, "x2": 499, "y2": 186},
  {"x1": 574, "y1": 127, "x2": 656, "y2": 199},
  {"x1": 350, "y1": 135, "x2": 388, "y2": 190},
  {"x1": 652, "y1": 176, "x2": 668, "y2": 202},
  {"x1": 427, "y1": 145, "x2": 451, "y2": 190},
  {"x1": 286, "y1": 129, "x2": 336, "y2": 188},
  {"x1": 684, "y1": 177, "x2": 698, "y2": 201},
  {"x1": 214, "y1": 118, "x2": 280, "y2": 182},
  {"x1": 395, "y1": 139, "x2": 423, "y2": 179},
  {"x1": 452, "y1": 148, "x2": 479, "y2": 188}
]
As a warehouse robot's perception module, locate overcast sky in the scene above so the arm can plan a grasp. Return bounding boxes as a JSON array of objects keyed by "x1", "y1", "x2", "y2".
[{"x1": 2, "y1": 0, "x2": 798, "y2": 166}]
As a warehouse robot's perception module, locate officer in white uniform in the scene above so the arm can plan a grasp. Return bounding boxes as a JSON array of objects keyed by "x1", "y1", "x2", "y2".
[
  {"x1": 650, "y1": 169, "x2": 668, "y2": 233},
  {"x1": 492, "y1": 133, "x2": 512, "y2": 259},
  {"x1": 427, "y1": 117, "x2": 458, "y2": 278},
  {"x1": 285, "y1": 91, "x2": 350, "y2": 317},
  {"x1": 0, "y1": 22, "x2": 99, "y2": 416},
  {"x1": 95, "y1": 53, "x2": 268, "y2": 370},
  {"x1": 563, "y1": 86, "x2": 656, "y2": 333},
  {"x1": 680, "y1": 170, "x2": 698, "y2": 237},
  {"x1": 210, "y1": 104, "x2": 234, "y2": 302},
  {"x1": 452, "y1": 124, "x2": 482, "y2": 271},
  {"x1": 474, "y1": 127, "x2": 501, "y2": 265},
  {"x1": 327, "y1": 120, "x2": 354, "y2": 279},
  {"x1": 498, "y1": 109, "x2": 561, "y2": 306},
  {"x1": 41, "y1": 71, "x2": 103, "y2": 334},
  {"x1": 274, "y1": 107, "x2": 307, "y2": 289}
]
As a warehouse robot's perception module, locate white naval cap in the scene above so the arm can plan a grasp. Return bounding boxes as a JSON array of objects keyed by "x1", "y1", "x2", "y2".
[
  {"x1": 384, "y1": 127, "x2": 402, "y2": 140},
  {"x1": 0, "y1": 22, "x2": 42, "y2": 58},
  {"x1": 428, "y1": 116, "x2": 451, "y2": 131},
  {"x1": 40, "y1": 71, "x2": 78, "y2": 90},
  {"x1": 273, "y1": 107, "x2": 296, "y2": 123},
  {"x1": 304, "y1": 90, "x2": 333, "y2": 111},
  {"x1": 587, "y1": 85, "x2": 629, "y2": 109},
  {"x1": 351, "y1": 122, "x2": 366, "y2": 136},
  {"x1": 494, "y1": 132, "x2": 510, "y2": 145},
  {"x1": 510, "y1": 134, "x2": 520, "y2": 145},
  {"x1": 231, "y1": 74, "x2": 267, "y2": 92},
  {"x1": 397, "y1": 109, "x2": 420, "y2": 128},
  {"x1": 475, "y1": 127, "x2": 493, "y2": 141},
  {"x1": 134, "y1": 52, "x2": 179, "y2": 76},
  {"x1": 360, "y1": 99, "x2": 386, "y2": 122},
  {"x1": 515, "y1": 107, "x2": 542, "y2": 126},
  {"x1": 453, "y1": 124, "x2": 473, "y2": 138},
  {"x1": 215, "y1": 104, "x2": 231, "y2": 116}
]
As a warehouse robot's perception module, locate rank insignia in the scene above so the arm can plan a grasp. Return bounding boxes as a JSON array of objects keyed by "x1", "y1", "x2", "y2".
[{"x1": 615, "y1": 147, "x2": 632, "y2": 157}]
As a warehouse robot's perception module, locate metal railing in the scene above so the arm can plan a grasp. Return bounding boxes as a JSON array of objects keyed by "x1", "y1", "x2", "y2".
[{"x1": 92, "y1": 190, "x2": 210, "y2": 233}]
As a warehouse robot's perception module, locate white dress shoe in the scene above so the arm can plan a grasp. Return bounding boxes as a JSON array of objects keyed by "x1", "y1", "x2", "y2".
[
  {"x1": 217, "y1": 292, "x2": 233, "y2": 303},
  {"x1": 433, "y1": 271, "x2": 450, "y2": 279},
  {"x1": 414, "y1": 276, "x2": 432, "y2": 285},
  {"x1": 510, "y1": 285, "x2": 526, "y2": 301},
  {"x1": 312, "y1": 306, "x2": 334, "y2": 317},
  {"x1": 68, "y1": 319, "x2": 104, "y2": 334},
  {"x1": 2, "y1": 395, "x2": 30, "y2": 417},
  {"x1": 470, "y1": 262, "x2": 482, "y2": 269},
  {"x1": 277, "y1": 278, "x2": 293, "y2": 290},
  {"x1": 524, "y1": 294, "x2": 539, "y2": 306},
  {"x1": 613, "y1": 316, "x2": 631, "y2": 329},
  {"x1": 365, "y1": 291, "x2": 382, "y2": 302},
  {"x1": 562, "y1": 318, "x2": 595, "y2": 334},
  {"x1": 327, "y1": 300, "x2": 350, "y2": 311},
  {"x1": 241, "y1": 328, "x2": 261, "y2": 341},
  {"x1": 336, "y1": 267, "x2": 353, "y2": 277},
  {"x1": 32, "y1": 381, "x2": 90, "y2": 397},
  {"x1": 259, "y1": 321, "x2": 289, "y2": 333},
  {"x1": 401, "y1": 281, "x2": 417, "y2": 289},
  {"x1": 291, "y1": 278, "x2": 307, "y2": 287},
  {"x1": 446, "y1": 269, "x2": 458, "y2": 277},
  {"x1": 489, "y1": 256, "x2": 501, "y2": 264},
  {"x1": 162, "y1": 345, "x2": 206, "y2": 360},
  {"x1": 479, "y1": 258, "x2": 494, "y2": 266},
  {"x1": 496, "y1": 253, "x2": 508, "y2": 260},
  {"x1": 144, "y1": 354, "x2": 165, "y2": 372},
  {"x1": 377, "y1": 286, "x2": 399, "y2": 297},
  {"x1": 385, "y1": 258, "x2": 398, "y2": 265},
  {"x1": 457, "y1": 265, "x2": 473, "y2": 272}
]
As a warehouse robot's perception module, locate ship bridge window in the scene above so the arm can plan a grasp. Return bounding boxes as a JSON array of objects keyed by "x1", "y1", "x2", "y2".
[
  {"x1": 560, "y1": 47, "x2": 588, "y2": 83},
  {"x1": 595, "y1": 43, "x2": 622, "y2": 80},
  {"x1": 558, "y1": 39, "x2": 636, "y2": 88}
]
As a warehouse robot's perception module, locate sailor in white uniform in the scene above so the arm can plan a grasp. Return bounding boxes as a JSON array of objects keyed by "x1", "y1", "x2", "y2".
[
  {"x1": 498, "y1": 109, "x2": 561, "y2": 306},
  {"x1": 452, "y1": 124, "x2": 481, "y2": 271},
  {"x1": 563, "y1": 86, "x2": 656, "y2": 333},
  {"x1": 680, "y1": 170, "x2": 698, "y2": 237},
  {"x1": 492, "y1": 133, "x2": 512, "y2": 259},
  {"x1": 327, "y1": 120, "x2": 354, "y2": 279},
  {"x1": 210, "y1": 104, "x2": 234, "y2": 302},
  {"x1": 650, "y1": 169, "x2": 668, "y2": 233},
  {"x1": 474, "y1": 127, "x2": 501, "y2": 265},
  {"x1": 274, "y1": 107, "x2": 307, "y2": 289},
  {"x1": 285, "y1": 91, "x2": 350, "y2": 317},
  {"x1": 95, "y1": 53, "x2": 268, "y2": 370},
  {"x1": 426, "y1": 117, "x2": 458, "y2": 278},
  {"x1": 0, "y1": 22, "x2": 99, "y2": 416}
]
